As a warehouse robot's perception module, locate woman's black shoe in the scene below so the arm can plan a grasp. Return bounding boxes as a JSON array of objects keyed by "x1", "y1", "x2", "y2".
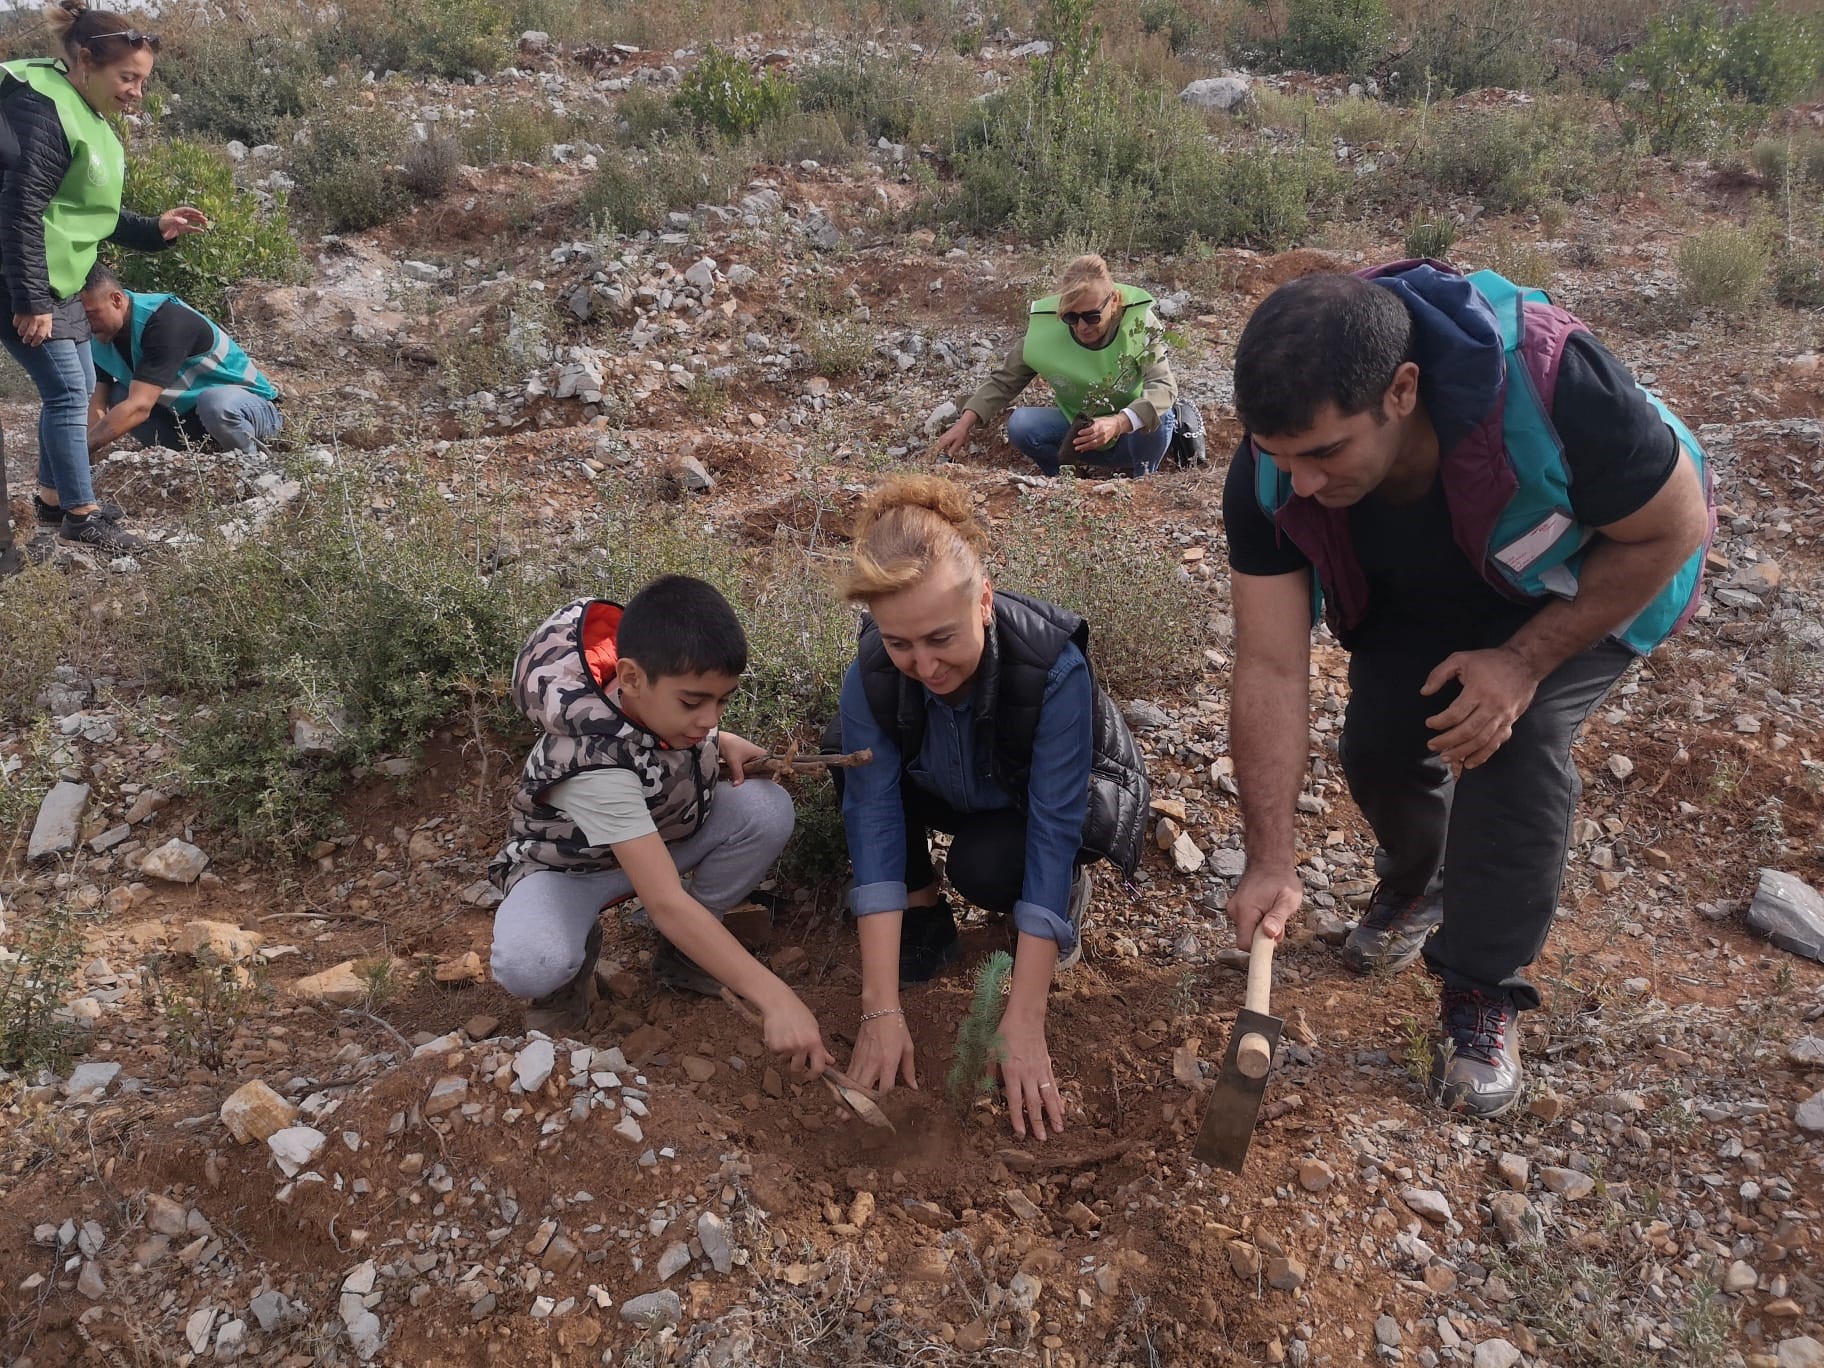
[
  {"x1": 899, "y1": 897, "x2": 960, "y2": 984},
  {"x1": 60, "y1": 510, "x2": 145, "y2": 553},
  {"x1": 37, "y1": 495, "x2": 124, "y2": 525}
]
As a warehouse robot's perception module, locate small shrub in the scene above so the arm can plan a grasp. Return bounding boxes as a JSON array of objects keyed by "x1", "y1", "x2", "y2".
[
  {"x1": 994, "y1": 483, "x2": 1205, "y2": 697},
  {"x1": 118, "y1": 139, "x2": 305, "y2": 320},
  {"x1": 616, "y1": 86, "x2": 692, "y2": 146},
  {"x1": 796, "y1": 58, "x2": 928, "y2": 145},
  {"x1": 162, "y1": 23, "x2": 321, "y2": 145},
  {"x1": 1403, "y1": 214, "x2": 1457, "y2": 260},
  {"x1": 438, "y1": 284, "x2": 559, "y2": 403},
  {"x1": 150, "y1": 955, "x2": 269, "y2": 1070},
  {"x1": 778, "y1": 782, "x2": 848, "y2": 884},
  {"x1": 1383, "y1": 0, "x2": 1549, "y2": 97},
  {"x1": 750, "y1": 109, "x2": 856, "y2": 168},
  {"x1": 316, "y1": 0, "x2": 514, "y2": 80},
  {"x1": 1752, "y1": 134, "x2": 1824, "y2": 198},
  {"x1": 947, "y1": 951, "x2": 1012, "y2": 1109},
  {"x1": 0, "y1": 565, "x2": 78, "y2": 723},
  {"x1": 675, "y1": 45, "x2": 795, "y2": 139},
  {"x1": 1476, "y1": 234, "x2": 1556, "y2": 290},
  {"x1": 805, "y1": 317, "x2": 873, "y2": 377},
  {"x1": 1281, "y1": 0, "x2": 1388, "y2": 75},
  {"x1": 289, "y1": 96, "x2": 415, "y2": 232},
  {"x1": 460, "y1": 102, "x2": 570, "y2": 165},
  {"x1": 1677, "y1": 225, "x2": 1771, "y2": 313},
  {"x1": 402, "y1": 134, "x2": 463, "y2": 200},
  {"x1": 1415, "y1": 102, "x2": 1603, "y2": 213},
  {"x1": 581, "y1": 134, "x2": 751, "y2": 233},
  {"x1": 1313, "y1": 96, "x2": 1409, "y2": 147},
  {"x1": 1772, "y1": 251, "x2": 1824, "y2": 309},
  {"x1": 0, "y1": 893, "x2": 86, "y2": 1073}
]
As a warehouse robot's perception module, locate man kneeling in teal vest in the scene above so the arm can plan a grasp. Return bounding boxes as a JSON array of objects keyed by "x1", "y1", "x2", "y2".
[{"x1": 80, "y1": 264, "x2": 281, "y2": 455}]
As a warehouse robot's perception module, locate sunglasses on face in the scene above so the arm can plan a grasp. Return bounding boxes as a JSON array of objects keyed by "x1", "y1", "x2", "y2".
[
  {"x1": 1061, "y1": 293, "x2": 1116, "y2": 328},
  {"x1": 87, "y1": 28, "x2": 161, "y2": 52}
]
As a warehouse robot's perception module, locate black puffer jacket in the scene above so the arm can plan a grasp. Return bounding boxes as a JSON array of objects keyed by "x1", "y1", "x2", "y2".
[
  {"x1": 0, "y1": 72, "x2": 167, "y2": 330},
  {"x1": 855, "y1": 588, "x2": 1152, "y2": 876}
]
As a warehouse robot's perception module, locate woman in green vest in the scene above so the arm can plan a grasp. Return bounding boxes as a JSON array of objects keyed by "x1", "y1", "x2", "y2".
[
  {"x1": 0, "y1": 0, "x2": 207, "y2": 553},
  {"x1": 935, "y1": 254, "x2": 1178, "y2": 477}
]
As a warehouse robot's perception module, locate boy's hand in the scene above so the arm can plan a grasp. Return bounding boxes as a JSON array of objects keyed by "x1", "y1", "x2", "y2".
[
  {"x1": 719, "y1": 732, "x2": 768, "y2": 785},
  {"x1": 762, "y1": 992, "x2": 835, "y2": 1076}
]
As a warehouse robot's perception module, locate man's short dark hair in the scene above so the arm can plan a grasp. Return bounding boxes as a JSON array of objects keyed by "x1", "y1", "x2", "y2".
[
  {"x1": 1233, "y1": 274, "x2": 1414, "y2": 437},
  {"x1": 81, "y1": 262, "x2": 123, "y2": 295},
  {"x1": 617, "y1": 575, "x2": 748, "y2": 680}
]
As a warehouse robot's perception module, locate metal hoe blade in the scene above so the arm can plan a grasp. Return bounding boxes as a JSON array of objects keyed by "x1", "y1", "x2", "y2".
[{"x1": 1191, "y1": 1007, "x2": 1283, "y2": 1173}]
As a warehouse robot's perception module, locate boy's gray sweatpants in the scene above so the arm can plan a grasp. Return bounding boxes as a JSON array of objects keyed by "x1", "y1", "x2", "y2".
[{"x1": 489, "y1": 779, "x2": 794, "y2": 1001}]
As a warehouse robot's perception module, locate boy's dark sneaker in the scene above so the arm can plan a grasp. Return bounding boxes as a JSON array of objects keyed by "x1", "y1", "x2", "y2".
[
  {"x1": 1431, "y1": 988, "x2": 1523, "y2": 1118},
  {"x1": 654, "y1": 942, "x2": 723, "y2": 997},
  {"x1": 1056, "y1": 867, "x2": 1092, "y2": 972},
  {"x1": 899, "y1": 897, "x2": 960, "y2": 984},
  {"x1": 526, "y1": 921, "x2": 601, "y2": 1036},
  {"x1": 60, "y1": 510, "x2": 145, "y2": 553},
  {"x1": 1339, "y1": 885, "x2": 1443, "y2": 975},
  {"x1": 37, "y1": 494, "x2": 124, "y2": 526},
  {"x1": 720, "y1": 898, "x2": 775, "y2": 950}
]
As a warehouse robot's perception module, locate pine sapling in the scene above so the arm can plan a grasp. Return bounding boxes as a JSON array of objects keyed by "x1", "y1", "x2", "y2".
[{"x1": 946, "y1": 951, "x2": 1013, "y2": 1110}]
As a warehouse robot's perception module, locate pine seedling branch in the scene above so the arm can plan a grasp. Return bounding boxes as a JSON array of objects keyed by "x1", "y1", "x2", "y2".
[{"x1": 946, "y1": 951, "x2": 1013, "y2": 1110}]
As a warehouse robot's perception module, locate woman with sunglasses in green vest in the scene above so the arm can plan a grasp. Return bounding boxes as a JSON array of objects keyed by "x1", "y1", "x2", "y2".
[
  {"x1": 0, "y1": 0, "x2": 206, "y2": 553},
  {"x1": 935, "y1": 254, "x2": 1178, "y2": 478}
]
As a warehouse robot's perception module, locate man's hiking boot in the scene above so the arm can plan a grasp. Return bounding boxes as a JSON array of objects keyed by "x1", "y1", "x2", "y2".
[
  {"x1": 60, "y1": 510, "x2": 145, "y2": 554},
  {"x1": 37, "y1": 494, "x2": 124, "y2": 526},
  {"x1": 1431, "y1": 988, "x2": 1523, "y2": 1118},
  {"x1": 654, "y1": 942, "x2": 724, "y2": 997},
  {"x1": 525, "y1": 921, "x2": 602, "y2": 1036},
  {"x1": 900, "y1": 896, "x2": 960, "y2": 984},
  {"x1": 1056, "y1": 867, "x2": 1092, "y2": 972},
  {"x1": 1339, "y1": 885, "x2": 1443, "y2": 975}
]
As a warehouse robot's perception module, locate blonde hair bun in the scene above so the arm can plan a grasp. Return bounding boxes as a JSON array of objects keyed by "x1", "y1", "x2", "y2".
[
  {"x1": 44, "y1": 0, "x2": 88, "y2": 41},
  {"x1": 843, "y1": 474, "x2": 989, "y2": 604}
]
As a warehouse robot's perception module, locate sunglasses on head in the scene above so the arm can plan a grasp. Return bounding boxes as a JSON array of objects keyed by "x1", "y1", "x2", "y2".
[
  {"x1": 87, "y1": 28, "x2": 161, "y2": 52},
  {"x1": 1060, "y1": 292, "x2": 1115, "y2": 328}
]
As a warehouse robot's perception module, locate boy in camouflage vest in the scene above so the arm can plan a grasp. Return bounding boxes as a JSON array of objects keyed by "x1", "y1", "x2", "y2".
[{"x1": 489, "y1": 575, "x2": 832, "y2": 1075}]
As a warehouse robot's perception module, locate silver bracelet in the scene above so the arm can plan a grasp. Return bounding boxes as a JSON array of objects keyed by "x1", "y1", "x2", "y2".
[{"x1": 859, "y1": 1007, "x2": 904, "y2": 1025}]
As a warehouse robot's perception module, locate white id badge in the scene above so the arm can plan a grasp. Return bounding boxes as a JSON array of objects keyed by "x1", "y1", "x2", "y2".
[{"x1": 1494, "y1": 512, "x2": 1574, "y2": 574}]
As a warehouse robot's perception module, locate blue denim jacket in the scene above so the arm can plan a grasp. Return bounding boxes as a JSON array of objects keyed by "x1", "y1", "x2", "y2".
[{"x1": 838, "y1": 641, "x2": 1093, "y2": 947}]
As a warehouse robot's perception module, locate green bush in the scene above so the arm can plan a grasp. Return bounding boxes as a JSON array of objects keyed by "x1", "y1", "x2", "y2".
[
  {"x1": 615, "y1": 86, "x2": 693, "y2": 146},
  {"x1": 460, "y1": 102, "x2": 570, "y2": 165},
  {"x1": 1415, "y1": 102, "x2": 1603, "y2": 213},
  {"x1": 1610, "y1": 7, "x2": 1824, "y2": 155},
  {"x1": 946, "y1": 70, "x2": 1337, "y2": 252},
  {"x1": 117, "y1": 139, "x2": 305, "y2": 319},
  {"x1": 995, "y1": 483, "x2": 1205, "y2": 698},
  {"x1": 0, "y1": 894, "x2": 86, "y2": 1073},
  {"x1": 289, "y1": 97, "x2": 414, "y2": 232},
  {"x1": 1403, "y1": 214, "x2": 1457, "y2": 260},
  {"x1": 1677, "y1": 225, "x2": 1771, "y2": 313},
  {"x1": 0, "y1": 565, "x2": 79, "y2": 723},
  {"x1": 675, "y1": 45, "x2": 796, "y2": 139},
  {"x1": 1383, "y1": 0, "x2": 1549, "y2": 97},
  {"x1": 1281, "y1": 0, "x2": 1388, "y2": 75},
  {"x1": 1752, "y1": 134, "x2": 1824, "y2": 196},
  {"x1": 1773, "y1": 250, "x2": 1824, "y2": 308},
  {"x1": 137, "y1": 471, "x2": 563, "y2": 857},
  {"x1": 315, "y1": 0, "x2": 515, "y2": 79},
  {"x1": 580, "y1": 134, "x2": 752, "y2": 233},
  {"x1": 797, "y1": 59, "x2": 926, "y2": 145},
  {"x1": 402, "y1": 134, "x2": 463, "y2": 199},
  {"x1": 161, "y1": 23, "x2": 322, "y2": 145}
]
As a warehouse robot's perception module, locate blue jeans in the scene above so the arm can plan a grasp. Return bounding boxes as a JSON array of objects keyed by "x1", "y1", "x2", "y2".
[
  {"x1": 102, "y1": 381, "x2": 283, "y2": 454},
  {"x1": 2, "y1": 330, "x2": 96, "y2": 508},
  {"x1": 1006, "y1": 405, "x2": 1176, "y2": 477}
]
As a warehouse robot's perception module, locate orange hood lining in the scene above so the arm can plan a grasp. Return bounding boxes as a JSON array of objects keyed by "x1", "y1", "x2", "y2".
[{"x1": 581, "y1": 601, "x2": 623, "y2": 691}]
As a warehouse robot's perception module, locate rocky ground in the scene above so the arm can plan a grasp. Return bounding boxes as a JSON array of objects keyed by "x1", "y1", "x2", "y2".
[{"x1": 4, "y1": 23, "x2": 1824, "y2": 1368}]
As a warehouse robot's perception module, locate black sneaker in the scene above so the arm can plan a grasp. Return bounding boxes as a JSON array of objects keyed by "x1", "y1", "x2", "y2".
[
  {"x1": 60, "y1": 510, "x2": 145, "y2": 553},
  {"x1": 899, "y1": 896, "x2": 960, "y2": 984},
  {"x1": 37, "y1": 494, "x2": 124, "y2": 526},
  {"x1": 653, "y1": 942, "x2": 723, "y2": 997},
  {"x1": 1339, "y1": 885, "x2": 1443, "y2": 975},
  {"x1": 1431, "y1": 988, "x2": 1524, "y2": 1118},
  {"x1": 526, "y1": 920, "x2": 602, "y2": 1036}
]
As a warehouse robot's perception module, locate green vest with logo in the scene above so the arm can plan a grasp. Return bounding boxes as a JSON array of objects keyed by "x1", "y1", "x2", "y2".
[
  {"x1": 91, "y1": 291, "x2": 280, "y2": 415},
  {"x1": 0, "y1": 59, "x2": 125, "y2": 300},
  {"x1": 1021, "y1": 284, "x2": 1156, "y2": 430}
]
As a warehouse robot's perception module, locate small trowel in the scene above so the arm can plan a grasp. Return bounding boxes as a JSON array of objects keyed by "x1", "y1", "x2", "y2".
[{"x1": 1192, "y1": 928, "x2": 1283, "y2": 1173}]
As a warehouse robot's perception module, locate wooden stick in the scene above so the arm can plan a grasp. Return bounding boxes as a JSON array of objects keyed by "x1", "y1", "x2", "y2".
[
  {"x1": 718, "y1": 987, "x2": 894, "y2": 1132},
  {"x1": 727, "y1": 747, "x2": 874, "y2": 778},
  {"x1": 1236, "y1": 930, "x2": 1277, "y2": 1080}
]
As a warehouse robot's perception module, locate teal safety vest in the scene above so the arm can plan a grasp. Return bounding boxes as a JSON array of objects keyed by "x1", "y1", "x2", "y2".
[
  {"x1": 1256, "y1": 267, "x2": 1712, "y2": 656},
  {"x1": 90, "y1": 291, "x2": 280, "y2": 416},
  {"x1": 1022, "y1": 284, "x2": 1156, "y2": 428},
  {"x1": 0, "y1": 59, "x2": 125, "y2": 300}
]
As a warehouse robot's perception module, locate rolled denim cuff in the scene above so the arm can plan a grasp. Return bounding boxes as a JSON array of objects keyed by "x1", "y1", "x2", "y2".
[
  {"x1": 849, "y1": 880, "x2": 909, "y2": 917},
  {"x1": 1013, "y1": 899, "x2": 1076, "y2": 951}
]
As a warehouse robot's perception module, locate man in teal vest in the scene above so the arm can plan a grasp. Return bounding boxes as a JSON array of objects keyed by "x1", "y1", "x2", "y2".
[
  {"x1": 1221, "y1": 263, "x2": 1712, "y2": 1118},
  {"x1": 80, "y1": 264, "x2": 281, "y2": 454}
]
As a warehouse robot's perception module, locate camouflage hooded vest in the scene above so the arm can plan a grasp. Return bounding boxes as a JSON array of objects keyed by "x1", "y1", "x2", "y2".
[{"x1": 490, "y1": 599, "x2": 719, "y2": 891}]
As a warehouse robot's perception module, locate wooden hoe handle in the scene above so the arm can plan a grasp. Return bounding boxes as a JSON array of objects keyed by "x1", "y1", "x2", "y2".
[{"x1": 1236, "y1": 929, "x2": 1276, "y2": 1080}]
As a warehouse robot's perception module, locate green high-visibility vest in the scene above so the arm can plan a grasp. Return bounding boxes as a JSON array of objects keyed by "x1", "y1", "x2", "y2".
[
  {"x1": 1021, "y1": 283, "x2": 1156, "y2": 426},
  {"x1": 0, "y1": 59, "x2": 125, "y2": 301},
  {"x1": 92, "y1": 291, "x2": 280, "y2": 416}
]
